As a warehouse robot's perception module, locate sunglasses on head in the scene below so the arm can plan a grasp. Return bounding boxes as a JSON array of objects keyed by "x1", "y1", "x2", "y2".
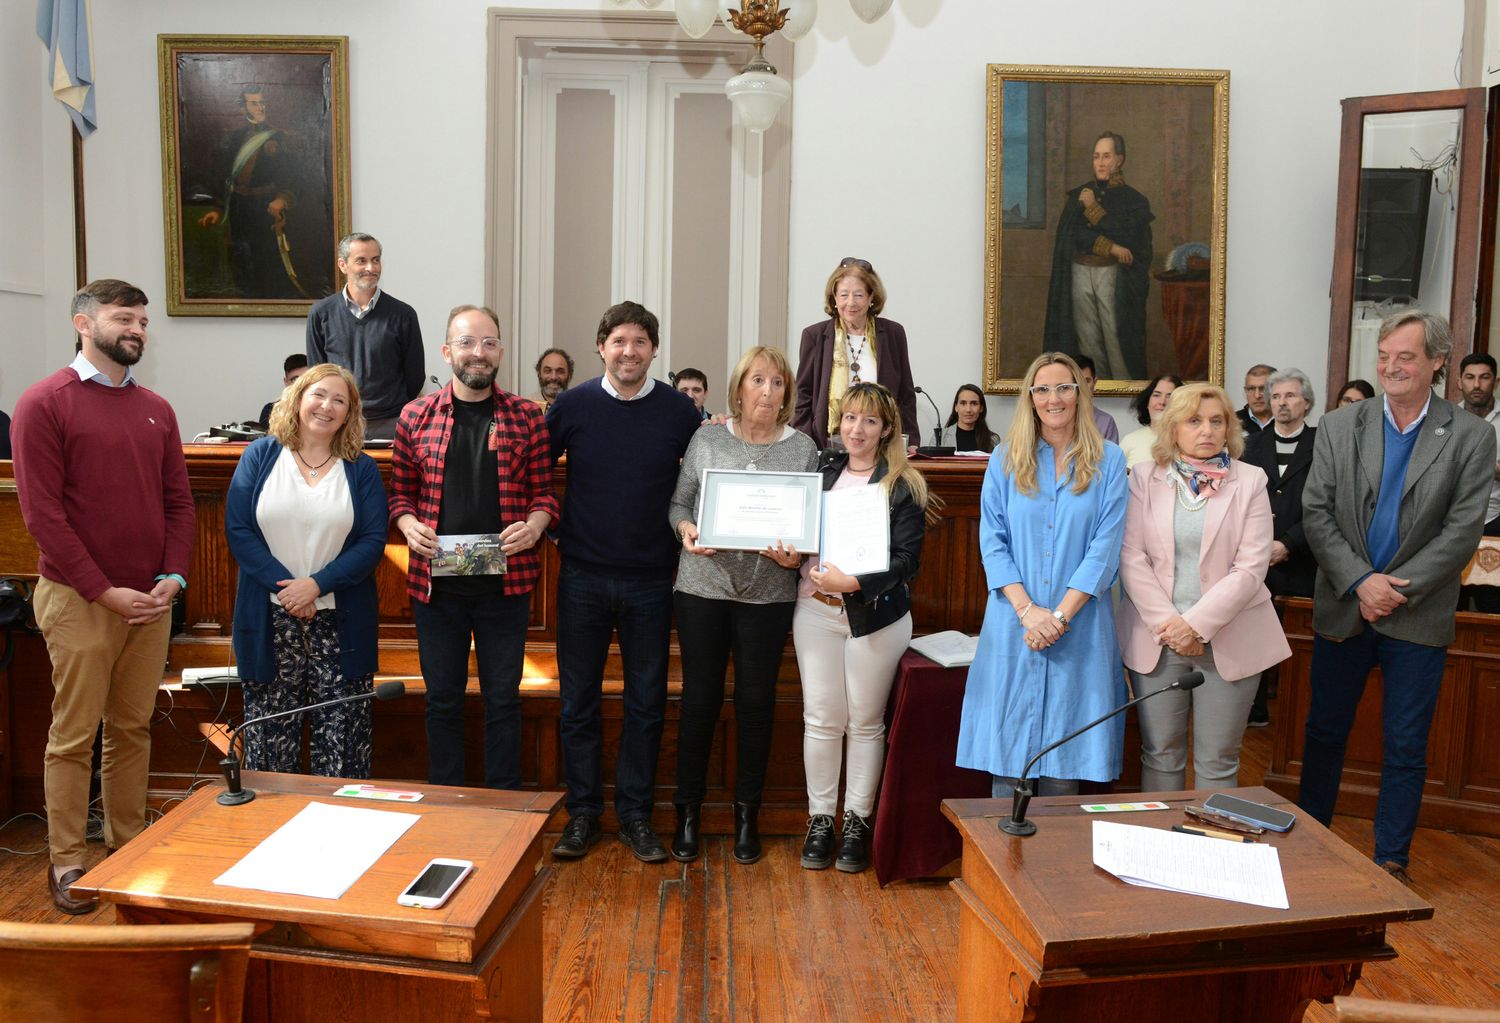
[{"x1": 839, "y1": 256, "x2": 873, "y2": 272}]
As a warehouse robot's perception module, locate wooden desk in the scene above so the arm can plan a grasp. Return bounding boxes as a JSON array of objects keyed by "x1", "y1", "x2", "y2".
[
  {"x1": 72, "y1": 773, "x2": 564, "y2": 1023},
  {"x1": 942, "y1": 786, "x2": 1433, "y2": 1023}
]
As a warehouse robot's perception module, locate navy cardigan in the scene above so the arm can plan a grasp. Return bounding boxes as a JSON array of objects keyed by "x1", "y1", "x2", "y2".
[{"x1": 225, "y1": 437, "x2": 389, "y2": 683}]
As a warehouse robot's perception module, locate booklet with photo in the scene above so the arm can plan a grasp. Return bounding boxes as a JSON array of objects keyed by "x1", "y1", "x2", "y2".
[{"x1": 431, "y1": 533, "x2": 507, "y2": 576}]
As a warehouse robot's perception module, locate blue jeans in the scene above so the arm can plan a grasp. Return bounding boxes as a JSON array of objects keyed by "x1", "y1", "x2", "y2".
[
  {"x1": 556, "y1": 562, "x2": 672, "y2": 821},
  {"x1": 1298, "y1": 626, "x2": 1447, "y2": 866},
  {"x1": 412, "y1": 589, "x2": 531, "y2": 789}
]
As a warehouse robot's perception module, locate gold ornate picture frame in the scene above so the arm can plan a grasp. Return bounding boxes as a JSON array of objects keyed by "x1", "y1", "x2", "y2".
[
  {"x1": 982, "y1": 64, "x2": 1229, "y2": 395},
  {"x1": 157, "y1": 35, "x2": 351, "y2": 317}
]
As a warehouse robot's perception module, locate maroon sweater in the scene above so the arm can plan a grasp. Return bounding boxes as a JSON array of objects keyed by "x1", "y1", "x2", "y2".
[{"x1": 12, "y1": 369, "x2": 194, "y2": 601}]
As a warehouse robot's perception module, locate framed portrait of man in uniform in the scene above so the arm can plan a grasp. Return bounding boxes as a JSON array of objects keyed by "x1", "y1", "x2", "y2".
[
  {"x1": 981, "y1": 64, "x2": 1230, "y2": 395},
  {"x1": 157, "y1": 35, "x2": 351, "y2": 317}
]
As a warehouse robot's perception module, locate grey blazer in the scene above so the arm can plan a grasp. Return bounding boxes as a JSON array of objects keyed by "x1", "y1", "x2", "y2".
[{"x1": 1303, "y1": 395, "x2": 1496, "y2": 646}]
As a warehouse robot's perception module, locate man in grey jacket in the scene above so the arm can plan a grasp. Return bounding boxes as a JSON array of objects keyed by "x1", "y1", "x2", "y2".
[{"x1": 1298, "y1": 309, "x2": 1496, "y2": 883}]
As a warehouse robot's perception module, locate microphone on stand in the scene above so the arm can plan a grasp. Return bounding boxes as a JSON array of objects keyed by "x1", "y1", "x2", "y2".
[
  {"x1": 998, "y1": 671, "x2": 1205, "y2": 836},
  {"x1": 913, "y1": 385, "x2": 945, "y2": 448},
  {"x1": 217, "y1": 681, "x2": 407, "y2": 806}
]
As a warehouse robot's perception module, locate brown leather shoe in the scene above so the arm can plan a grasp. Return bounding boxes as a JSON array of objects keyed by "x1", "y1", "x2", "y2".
[{"x1": 47, "y1": 865, "x2": 98, "y2": 915}]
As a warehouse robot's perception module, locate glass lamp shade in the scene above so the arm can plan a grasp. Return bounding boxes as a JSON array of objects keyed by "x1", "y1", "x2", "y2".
[
  {"x1": 848, "y1": 0, "x2": 894, "y2": 23},
  {"x1": 674, "y1": 0, "x2": 719, "y2": 38},
  {"x1": 782, "y1": 0, "x2": 818, "y2": 41},
  {"x1": 725, "y1": 68, "x2": 791, "y2": 133}
]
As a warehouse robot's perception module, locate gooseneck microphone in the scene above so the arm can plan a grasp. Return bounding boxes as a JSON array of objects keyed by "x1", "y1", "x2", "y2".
[
  {"x1": 217, "y1": 681, "x2": 407, "y2": 806},
  {"x1": 913, "y1": 385, "x2": 944, "y2": 447},
  {"x1": 998, "y1": 671, "x2": 1205, "y2": 836}
]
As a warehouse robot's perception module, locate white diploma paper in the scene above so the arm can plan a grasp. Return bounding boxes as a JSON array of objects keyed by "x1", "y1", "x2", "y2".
[
  {"x1": 820, "y1": 485, "x2": 890, "y2": 575},
  {"x1": 1091, "y1": 820, "x2": 1289, "y2": 910},
  {"x1": 712, "y1": 482, "x2": 805, "y2": 539},
  {"x1": 214, "y1": 801, "x2": 421, "y2": 900}
]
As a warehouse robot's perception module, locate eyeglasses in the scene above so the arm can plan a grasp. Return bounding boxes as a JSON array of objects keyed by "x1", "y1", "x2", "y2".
[
  {"x1": 451, "y1": 336, "x2": 501, "y2": 352},
  {"x1": 839, "y1": 256, "x2": 873, "y2": 272},
  {"x1": 1029, "y1": 383, "x2": 1080, "y2": 399}
]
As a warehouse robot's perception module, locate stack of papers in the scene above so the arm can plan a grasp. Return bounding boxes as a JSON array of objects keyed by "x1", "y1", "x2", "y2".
[
  {"x1": 1091, "y1": 820, "x2": 1289, "y2": 910},
  {"x1": 909, "y1": 630, "x2": 978, "y2": 668},
  {"x1": 215, "y1": 801, "x2": 422, "y2": 900}
]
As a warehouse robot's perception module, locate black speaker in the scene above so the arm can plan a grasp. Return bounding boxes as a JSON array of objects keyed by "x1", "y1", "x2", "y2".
[{"x1": 1354, "y1": 168, "x2": 1434, "y2": 302}]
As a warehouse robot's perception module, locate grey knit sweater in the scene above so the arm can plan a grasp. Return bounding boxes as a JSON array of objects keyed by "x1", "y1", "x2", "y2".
[{"x1": 668, "y1": 421, "x2": 819, "y2": 603}]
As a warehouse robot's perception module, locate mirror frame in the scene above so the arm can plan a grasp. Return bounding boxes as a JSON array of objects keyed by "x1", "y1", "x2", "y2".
[{"x1": 1326, "y1": 88, "x2": 1486, "y2": 403}]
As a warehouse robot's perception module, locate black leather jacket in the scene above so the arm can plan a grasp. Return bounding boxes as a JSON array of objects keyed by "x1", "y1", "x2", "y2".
[{"x1": 816, "y1": 449, "x2": 927, "y2": 637}]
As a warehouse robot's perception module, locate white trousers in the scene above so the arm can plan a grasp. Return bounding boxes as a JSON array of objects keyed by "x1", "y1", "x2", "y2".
[
  {"x1": 1071, "y1": 263, "x2": 1131, "y2": 380},
  {"x1": 793, "y1": 597, "x2": 912, "y2": 817},
  {"x1": 1135, "y1": 646, "x2": 1257, "y2": 792}
]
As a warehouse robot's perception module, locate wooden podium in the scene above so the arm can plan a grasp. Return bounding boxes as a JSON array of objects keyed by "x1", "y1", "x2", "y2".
[
  {"x1": 72, "y1": 773, "x2": 564, "y2": 1022},
  {"x1": 942, "y1": 786, "x2": 1433, "y2": 1022}
]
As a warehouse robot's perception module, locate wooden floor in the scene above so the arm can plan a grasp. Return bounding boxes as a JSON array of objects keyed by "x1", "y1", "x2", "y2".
[{"x1": 3, "y1": 723, "x2": 1499, "y2": 1020}]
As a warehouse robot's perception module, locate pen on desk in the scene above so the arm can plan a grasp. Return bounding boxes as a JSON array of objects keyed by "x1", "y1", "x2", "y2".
[{"x1": 1172, "y1": 824, "x2": 1253, "y2": 844}]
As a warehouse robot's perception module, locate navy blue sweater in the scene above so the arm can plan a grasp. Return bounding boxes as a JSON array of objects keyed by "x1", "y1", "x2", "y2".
[
  {"x1": 548, "y1": 378, "x2": 702, "y2": 579},
  {"x1": 305, "y1": 291, "x2": 425, "y2": 421}
]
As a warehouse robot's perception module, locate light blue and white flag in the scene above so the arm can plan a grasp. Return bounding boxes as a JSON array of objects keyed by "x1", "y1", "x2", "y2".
[{"x1": 36, "y1": 0, "x2": 97, "y2": 137}]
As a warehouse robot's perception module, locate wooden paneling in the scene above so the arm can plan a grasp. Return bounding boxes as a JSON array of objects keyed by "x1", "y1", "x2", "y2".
[{"x1": 1265, "y1": 598, "x2": 1500, "y2": 838}]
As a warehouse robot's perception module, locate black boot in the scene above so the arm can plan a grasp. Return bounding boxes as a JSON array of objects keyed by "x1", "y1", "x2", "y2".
[
  {"x1": 836, "y1": 810, "x2": 872, "y2": 873},
  {"x1": 801, "y1": 814, "x2": 835, "y2": 870},
  {"x1": 732, "y1": 801, "x2": 761, "y2": 864},
  {"x1": 671, "y1": 804, "x2": 701, "y2": 862}
]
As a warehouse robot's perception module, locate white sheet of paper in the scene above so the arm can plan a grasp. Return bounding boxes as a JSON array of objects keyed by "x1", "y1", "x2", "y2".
[
  {"x1": 907, "y1": 630, "x2": 978, "y2": 668},
  {"x1": 820, "y1": 484, "x2": 889, "y2": 575},
  {"x1": 712, "y1": 482, "x2": 804, "y2": 539},
  {"x1": 1091, "y1": 820, "x2": 1289, "y2": 910},
  {"x1": 214, "y1": 801, "x2": 421, "y2": 900}
]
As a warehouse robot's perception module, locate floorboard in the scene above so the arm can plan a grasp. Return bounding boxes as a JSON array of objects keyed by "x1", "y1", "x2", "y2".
[{"x1": 3, "y1": 709, "x2": 1498, "y2": 1019}]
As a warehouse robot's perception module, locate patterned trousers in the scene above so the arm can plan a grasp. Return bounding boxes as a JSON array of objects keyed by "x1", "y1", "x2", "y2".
[{"x1": 242, "y1": 605, "x2": 373, "y2": 778}]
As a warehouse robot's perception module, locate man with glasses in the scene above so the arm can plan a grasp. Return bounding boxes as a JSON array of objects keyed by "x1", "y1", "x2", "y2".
[
  {"x1": 1237, "y1": 364, "x2": 1276, "y2": 435},
  {"x1": 390, "y1": 305, "x2": 558, "y2": 790},
  {"x1": 307, "y1": 232, "x2": 425, "y2": 440}
]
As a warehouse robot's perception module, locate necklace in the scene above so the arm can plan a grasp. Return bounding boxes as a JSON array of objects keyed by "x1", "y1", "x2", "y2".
[
  {"x1": 737, "y1": 422, "x2": 775, "y2": 470},
  {"x1": 847, "y1": 333, "x2": 867, "y2": 382},
  {"x1": 846, "y1": 462, "x2": 876, "y2": 476},
  {"x1": 296, "y1": 450, "x2": 335, "y2": 478}
]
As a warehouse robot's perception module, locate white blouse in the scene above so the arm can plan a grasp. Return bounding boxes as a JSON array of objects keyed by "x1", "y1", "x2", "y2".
[{"x1": 255, "y1": 448, "x2": 354, "y2": 611}]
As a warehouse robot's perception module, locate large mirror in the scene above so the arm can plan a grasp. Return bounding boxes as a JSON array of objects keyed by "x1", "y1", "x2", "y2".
[{"x1": 1326, "y1": 89, "x2": 1485, "y2": 405}]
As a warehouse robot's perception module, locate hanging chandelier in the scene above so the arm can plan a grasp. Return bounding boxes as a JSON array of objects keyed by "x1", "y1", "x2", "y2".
[{"x1": 612, "y1": 0, "x2": 898, "y2": 132}]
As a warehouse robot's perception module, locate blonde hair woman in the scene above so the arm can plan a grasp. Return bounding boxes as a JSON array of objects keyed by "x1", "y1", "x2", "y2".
[
  {"x1": 668, "y1": 346, "x2": 818, "y2": 865},
  {"x1": 226, "y1": 364, "x2": 388, "y2": 777},
  {"x1": 956, "y1": 353, "x2": 1129, "y2": 799},
  {"x1": 793, "y1": 382, "x2": 936, "y2": 873},
  {"x1": 1117, "y1": 383, "x2": 1289, "y2": 792}
]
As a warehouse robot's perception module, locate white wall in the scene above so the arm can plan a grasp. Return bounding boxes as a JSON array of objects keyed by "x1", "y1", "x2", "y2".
[{"x1": 2, "y1": 0, "x2": 1466, "y2": 437}]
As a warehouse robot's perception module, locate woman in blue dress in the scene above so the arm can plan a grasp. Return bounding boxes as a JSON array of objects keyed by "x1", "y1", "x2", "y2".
[{"x1": 956, "y1": 352, "x2": 1128, "y2": 796}]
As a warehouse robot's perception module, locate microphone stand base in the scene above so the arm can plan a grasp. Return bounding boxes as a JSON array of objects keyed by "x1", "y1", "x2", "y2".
[
  {"x1": 217, "y1": 788, "x2": 256, "y2": 806},
  {"x1": 997, "y1": 817, "x2": 1037, "y2": 836}
]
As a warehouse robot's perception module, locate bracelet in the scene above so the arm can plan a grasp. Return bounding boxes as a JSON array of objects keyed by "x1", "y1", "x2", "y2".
[
  {"x1": 1015, "y1": 602, "x2": 1033, "y2": 621},
  {"x1": 1051, "y1": 608, "x2": 1069, "y2": 628},
  {"x1": 155, "y1": 573, "x2": 187, "y2": 592}
]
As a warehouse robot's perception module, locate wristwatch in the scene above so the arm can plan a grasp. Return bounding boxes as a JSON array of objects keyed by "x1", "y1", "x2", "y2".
[{"x1": 1051, "y1": 608, "x2": 1069, "y2": 627}]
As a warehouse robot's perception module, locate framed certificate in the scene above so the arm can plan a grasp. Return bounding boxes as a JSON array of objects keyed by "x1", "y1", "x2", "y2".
[{"x1": 695, "y1": 469, "x2": 822, "y2": 552}]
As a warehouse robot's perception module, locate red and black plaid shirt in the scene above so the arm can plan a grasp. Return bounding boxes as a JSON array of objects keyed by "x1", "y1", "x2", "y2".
[{"x1": 389, "y1": 383, "x2": 560, "y2": 601}]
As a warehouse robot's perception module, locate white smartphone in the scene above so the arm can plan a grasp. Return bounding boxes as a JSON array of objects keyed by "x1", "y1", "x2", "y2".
[{"x1": 396, "y1": 858, "x2": 474, "y2": 909}]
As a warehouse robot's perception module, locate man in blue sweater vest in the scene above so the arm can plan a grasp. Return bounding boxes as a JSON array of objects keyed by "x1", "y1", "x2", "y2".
[
  {"x1": 306, "y1": 233, "x2": 425, "y2": 441},
  {"x1": 546, "y1": 301, "x2": 702, "y2": 862},
  {"x1": 1300, "y1": 310, "x2": 1496, "y2": 884}
]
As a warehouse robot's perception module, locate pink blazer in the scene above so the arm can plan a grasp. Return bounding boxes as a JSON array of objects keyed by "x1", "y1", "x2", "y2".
[{"x1": 1116, "y1": 460, "x2": 1291, "y2": 682}]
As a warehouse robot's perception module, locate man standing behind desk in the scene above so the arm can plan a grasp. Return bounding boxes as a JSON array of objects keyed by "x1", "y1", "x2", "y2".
[
  {"x1": 390, "y1": 305, "x2": 557, "y2": 790},
  {"x1": 11, "y1": 279, "x2": 194, "y2": 914},
  {"x1": 307, "y1": 232, "x2": 424, "y2": 440},
  {"x1": 1299, "y1": 310, "x2": 1495, "y2": 883},
  {"x1": 546, "y1": 301, "x2": 702, "y2": 863}
]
